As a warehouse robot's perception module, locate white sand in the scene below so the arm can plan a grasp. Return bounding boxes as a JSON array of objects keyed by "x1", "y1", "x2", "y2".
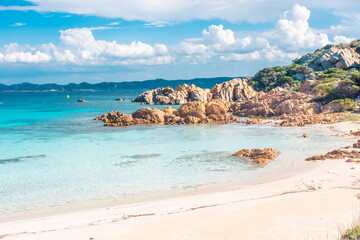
[{"x1": 1, "y1": 122, "x2": 360, "y2": 240}]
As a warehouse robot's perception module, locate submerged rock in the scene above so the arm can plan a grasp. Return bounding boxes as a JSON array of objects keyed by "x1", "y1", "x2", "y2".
[{"x1": 232, "y1": 148, "x2": 279, "y2": 164}]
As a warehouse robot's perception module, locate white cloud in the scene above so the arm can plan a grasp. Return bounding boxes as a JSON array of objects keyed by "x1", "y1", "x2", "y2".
[
  {"x1": 333, "y1": 35, "x2": 355, "y2": 44},
  {"x1": 3, "y1": 51, "x2": 51, "y2": 63},
  {"x1": 273, "y1": 4, "x2": 329, "y2": 50},
  {"x1": 11, "y1": 23, "x2": 26, "y2": 27},
  {"x1": 202, "y1": 25, "x2": 235, "y2": 46},
  {"x1": 3, "y1": 0, "x2": 360, "y2": 27},
  {"x1": 145, "y1": 21, "x2": 173, "y2": 28},
  {"x1": 0, "y1": 4, "x2": 355, "y2": 68},
  {"x1": 0, "y1": 27, "x2": 170, "y2": 65},
  {"x1": 108, "y1": 22, "x2": 120, "y2": 26}
]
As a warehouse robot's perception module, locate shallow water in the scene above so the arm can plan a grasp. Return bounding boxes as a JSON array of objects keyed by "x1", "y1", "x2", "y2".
[{"x1": 0, "y1": 90, "x2": 350, "y2": 217}]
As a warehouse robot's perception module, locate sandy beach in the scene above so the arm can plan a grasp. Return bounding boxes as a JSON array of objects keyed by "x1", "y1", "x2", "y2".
[{"x1": 1, "y1": 122, "x2": 360, "y2": 240}]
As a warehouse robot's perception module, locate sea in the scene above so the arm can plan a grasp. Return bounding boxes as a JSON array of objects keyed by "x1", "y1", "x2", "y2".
[{"x1": 0, "y1": 90, "x2": 350, "y2": 217}]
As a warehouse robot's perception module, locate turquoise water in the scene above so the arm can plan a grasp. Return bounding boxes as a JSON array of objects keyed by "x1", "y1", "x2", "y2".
[{"x1": 0, "y1": 91, "x2": 349, "y2": 217}]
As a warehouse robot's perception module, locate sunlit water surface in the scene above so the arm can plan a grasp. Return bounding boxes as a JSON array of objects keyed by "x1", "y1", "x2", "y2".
[{"x1": 0, "y1": 90, "x2": 350, "y2": 217}]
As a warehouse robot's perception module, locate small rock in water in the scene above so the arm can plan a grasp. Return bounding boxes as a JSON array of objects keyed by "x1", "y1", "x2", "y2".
[
  {"x1": 115, "y1": 98, "x2": 122, "y2": 101},
  {"x1": 140, "y1": 102, "x2": 150, "y2": 105},
  {"x1": 122, "y1": 98, "x2": 127, "y2": 101},
  {"x1": 78, "y1": 99, "x2": 87, "y2": 102},
  {"x1": 245, "y1": 118, "x2": 262, "y2": 124},
  {"x1": 232, "y1": 148, "x2": 279, "y2": 164},
  {"x1": 353, "y1": 142, "x2": 360, "y2": 148},
  {"x1": 302, "y1": 133, "x2": 308, "y2": 138}
]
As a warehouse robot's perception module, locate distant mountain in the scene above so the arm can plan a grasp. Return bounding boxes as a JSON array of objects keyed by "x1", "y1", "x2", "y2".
[{"x1": 0, "y1": 77, "x2": 240, "y2": 92}]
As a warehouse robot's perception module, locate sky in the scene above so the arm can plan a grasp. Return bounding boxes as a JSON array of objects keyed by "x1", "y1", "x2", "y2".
[{"x1": 0, "y1": 0, "x2": 359, "y2": 84}]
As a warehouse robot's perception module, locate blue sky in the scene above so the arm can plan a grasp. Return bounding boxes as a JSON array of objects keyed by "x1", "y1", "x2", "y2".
[{"x1": 0, "y1": 0, "x2": 359, "y2": 84}]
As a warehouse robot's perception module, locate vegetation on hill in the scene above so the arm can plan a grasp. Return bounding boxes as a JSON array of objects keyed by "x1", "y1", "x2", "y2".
[
  {"x1": 249, "y1": 64, "x2": 313, "y2": 91},
  {"x1": 250, "y1": 39, "x2": 360, "y2": 104},
  {"x1": 0, "y1": 77, "x2": 237, "y2": 92}
]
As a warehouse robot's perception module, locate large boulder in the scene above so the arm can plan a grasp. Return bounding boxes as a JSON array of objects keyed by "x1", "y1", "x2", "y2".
[
  {"x1": 132, "y1": 107, "x2": 165, "y2": 123},
  {"x1": 177, "y1": 101, "x2": 207, "y2": 119},
  {"x1": 211, "y1": 78, "x2": 258, "y2": 101},
  {"x1": 132, "y1": 87, "x2": 175, "y2": 103},
  {"x1": 275, "y1": 99, "x2": 321, "y2": 115},
  {"x1": 233, "y1": 100, "x2": 275, "y2": 117}
]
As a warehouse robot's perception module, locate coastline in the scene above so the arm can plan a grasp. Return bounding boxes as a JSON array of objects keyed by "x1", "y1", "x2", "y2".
[{"x1": 1, "y1": 122, "x2": 359, "y2": 240}]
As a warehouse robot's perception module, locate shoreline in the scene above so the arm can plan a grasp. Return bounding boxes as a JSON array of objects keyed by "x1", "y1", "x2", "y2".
[{"x1": 1, "y1": 122, "x2": 359, "y2": 239}]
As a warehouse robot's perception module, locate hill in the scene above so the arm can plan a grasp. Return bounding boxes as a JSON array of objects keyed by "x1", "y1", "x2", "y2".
[{"x1": 0, "y1": 77, "x2": 239, "y2": 92}]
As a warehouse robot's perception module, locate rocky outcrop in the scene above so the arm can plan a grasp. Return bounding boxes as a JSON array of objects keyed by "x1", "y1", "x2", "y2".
[
  {"x1": 132, "y1": 84, "x2": 212, "y2": 105},
  {"x1": 298, "y1": 44, "x2": 360, "y2": 71},
  {"x1": 232, "y1": 148, "x2": 279, "y2": 164},
  {"x1": 306, "y1": 149, "x2": 360, "y2": 161},
  {"x1": 210, "y1": 78, "x2": 258, "y2": 101},
  {"x1": 232, "y1": 100, "x2": 275, "y2": 117},
  {"x1": 95, "y1": 100, "x2": 241, "y2": 126},
  {"x1": 132, "y1": 78, "x2": 258, "y2": 105},
  {"x1": 322, "y1": 100, "x2": 356, "y2": 113},
  {"x1": 78, "y1": 99, "x2": 87, "y2": 102},
  {"x1": 231, "y1": 87, "x2": 321, "y2": 118}
]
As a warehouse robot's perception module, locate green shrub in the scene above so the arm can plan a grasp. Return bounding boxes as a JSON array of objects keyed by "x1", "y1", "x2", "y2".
[
  {"x1": 341, "y1": 226, "x2": 360, "y2": 240},
  {"x1": 292, "y1": 86, "x2": 300, "y2": 92},
  {"x1": 331, "y1": 98, "x2": 355, "y2": 105},
  {"x1": 312, "y1": 83, "x2": 337, "y2": 94}
]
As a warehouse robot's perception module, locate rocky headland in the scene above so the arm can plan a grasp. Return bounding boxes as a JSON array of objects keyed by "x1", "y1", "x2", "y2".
[{"x1": 97, "y1": 40, "x2": 360, "y2": 128}]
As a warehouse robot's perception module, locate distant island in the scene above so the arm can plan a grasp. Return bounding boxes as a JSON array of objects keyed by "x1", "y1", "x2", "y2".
[{"x1": 0, "y1": 77, "x2": 239, "y2": 92}]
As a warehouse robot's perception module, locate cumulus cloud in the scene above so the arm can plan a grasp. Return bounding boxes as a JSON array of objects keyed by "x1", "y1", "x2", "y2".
[
  {"x1": 273, "y1": 4, "x2": 329, "y2": 50},
  {"x1": 0, "y1": 28, "x2": 171, "y2": 65},
  {"x1": 0, "y1": 4, "x2": 354, "y2": 67},
  {"x1": 0, "y1": 51, "x2": 51, "y2": 63},
  {"x1": 333, "y1": 35, "x2": 355, "y2": 44}
]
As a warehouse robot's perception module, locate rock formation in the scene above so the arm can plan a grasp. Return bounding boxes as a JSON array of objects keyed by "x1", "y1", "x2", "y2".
[
  {"x1": 298, "y1": 44, "x2": 360, "y2": 71},
  {"x1": 210, "y1": 78, "x2": 258, "y2": 101},
  {"x1": 231, "y1": 87, "x2": 321, "y2": 118},
  {"x1": 132, "y1": 84, "x2": 212, "y2": 105},
  {"x1": 232, "y1": 148, "x2": 279, "y2": 164},
  {"x1": 132, "y1": 78, "x2": 257, "y2": 105},
  {"x1": 78, "y1": 99, "x2": 87, "y2": 102},
  {"x1": 95, "y1": 100, "x2": 242, "y2": 126}
]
